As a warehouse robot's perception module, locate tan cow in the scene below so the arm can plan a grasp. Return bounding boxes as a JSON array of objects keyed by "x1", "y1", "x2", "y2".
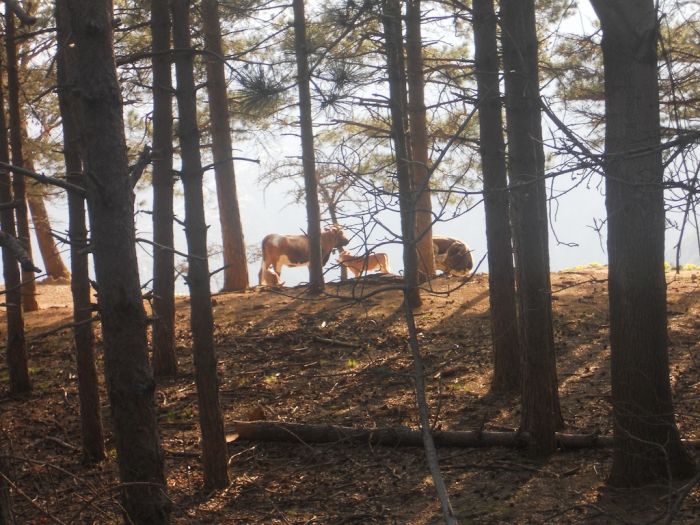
[
  {"x1": 432, "y1": 236, "x2": 473, "y2": 276},
  {"x1": 337, "y1": 250, "x2": 392, "y2": 278},
  {"x1": 258, "y1": 224, "x2": 350, "y2": 285}
]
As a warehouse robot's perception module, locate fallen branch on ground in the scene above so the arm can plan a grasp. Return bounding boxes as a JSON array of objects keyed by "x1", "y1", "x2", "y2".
[
  {"x1": 227, "y1": 420, "x2": 700, "y2": 450},
  {"x1": 313, "y1": 336, "x2": 360, "y2": 348}
]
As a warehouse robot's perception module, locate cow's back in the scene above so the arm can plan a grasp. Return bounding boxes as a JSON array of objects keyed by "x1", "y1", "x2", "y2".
[{"x1": 262, "y1": 233, "x2": 310, "y2": 266}]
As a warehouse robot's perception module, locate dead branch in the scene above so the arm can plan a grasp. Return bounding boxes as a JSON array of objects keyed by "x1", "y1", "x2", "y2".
[
  {"x1": 0, "y1": 230, "x2": 41, "y2": 273},
  {"x1": 0, "y1": 199, "x2": 21, "y2": 211},
  {"x1": 0, "y1": 161, "x2": 86, "y2": 196},
  {"x1": 0, "y1": 471, "x2": 66, "y2": 525},
  {"x1": 3, "y1": 0, "x2": 37, "y2": 26},
  {"x1": 24, "y1": 316, "x2": 100, "y2": 344},
  {"x1": 135, "y1": 237, "x2": 205, "y2": 260},
  {"x1": 227, "y1": 420, "x2": 700, "y2": 450},
  {"x1": 129, "y1": 145, "x2": 152, "y2": 189},
  {"x1": 312, "y1": 335, "x2": 360, "y2": 348}
]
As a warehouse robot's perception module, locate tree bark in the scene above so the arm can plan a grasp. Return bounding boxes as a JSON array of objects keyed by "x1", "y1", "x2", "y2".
[
  {"x1": 473, "y1": 0, "x2": 520, "y2": 393},
  {"x1": 382, "y1": 0, "x2": 421, "y2": 308},
  {"x1": 66, "y1": 0, "x2": 170, "y2": 520},
  {"x1": 5, "y1": 10, "x2": 38, "y2": 312},
  {"x1": 55, "y1": 0, "x2": 105, "y2": 465},
  {"x1": 202, "y1": 0, "x2": 249, "y2": 293},
  {"x1": 590, "y1": 0, "x2": 696, "y2": 486},
  {"x1": 292, "y1": 0, "x2": 324, "y2": 294},
  {"x1": 501, "y1": 0, "x2": 562, "y2": 455},
  {"x1": 150, "y1": 0, "x2": 177, "y2": 378},
  {"x1": 0, "y1": 43, "x2": 29, "y2": 395},
  {"x1": 405, "y1": 0, "x2": 434, "y2": 278},
  {"x1": 172, "y1": 0, "x2": 230, "y2": 489}
]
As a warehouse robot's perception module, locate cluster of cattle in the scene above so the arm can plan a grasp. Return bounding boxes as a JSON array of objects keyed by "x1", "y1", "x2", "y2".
[{"x1": 258, "y1": 224, "x2": 473, "y2": 287}]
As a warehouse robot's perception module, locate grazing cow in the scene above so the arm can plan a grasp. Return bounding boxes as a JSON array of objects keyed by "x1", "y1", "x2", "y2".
[
  {"x1": 259, "y1": 224, "x2": 350, "y2": 285},
  {"x1": 337, "y1": 250, "x2": 392, "y2": 278},
  {"x1": 432, "y1": 236, "x2": 473, "y2": 276}
]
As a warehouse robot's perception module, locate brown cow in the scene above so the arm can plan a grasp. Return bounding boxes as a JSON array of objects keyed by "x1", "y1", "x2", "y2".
[
  {"x1": 258, "y1": 224, "x2": 350, "y2": 285},
  {"x1": 432, "y1": 236, "x2": 473, "y2": 276},
  {"x1": 337, "y1": 250, "x2": 392, "y2": 278}
]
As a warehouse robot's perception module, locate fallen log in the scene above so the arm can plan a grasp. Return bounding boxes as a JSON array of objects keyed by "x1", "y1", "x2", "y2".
[{"x1": 227, "y1": 420, "x2": 700, "y2": 451}]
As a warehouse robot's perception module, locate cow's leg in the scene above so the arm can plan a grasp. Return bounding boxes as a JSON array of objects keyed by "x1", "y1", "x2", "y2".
[
  {"x1": 274, "y1": 261, "x2": 284, "y2": 279},
  {"x1": 259, "y1": 257, "x2": 271, "y2": 285}
]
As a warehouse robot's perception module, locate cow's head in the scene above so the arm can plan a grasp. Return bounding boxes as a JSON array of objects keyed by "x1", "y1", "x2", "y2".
[
  {"x1": 325, "y1": 224, "x2": 350, "y2": 250},
  {"x1": 445, "y1": 242, "x2": 473, "y2": 275}
]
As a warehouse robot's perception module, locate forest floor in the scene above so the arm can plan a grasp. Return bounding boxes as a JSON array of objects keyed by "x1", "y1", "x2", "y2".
[{"x1": 1, "y1": 267, "x2": 699, "y2": 524}]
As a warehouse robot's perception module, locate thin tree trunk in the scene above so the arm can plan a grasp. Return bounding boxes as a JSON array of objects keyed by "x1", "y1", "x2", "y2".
[
  {"x1": 383, "y1": 7, "x2": 454, "y2": 520},
  {"x1": 501, "y1": 0, "x2": 562, "y2": 455},
  {"x1": 382, "y1": 0, "x2": 421, "y2": 308},
  {"x1": 5, "y1": 11, "x2": 38, "y2": 312},
  {"x1": 202, "y1": 0, "x2": 249, "y2": 293},
  {"x1": 0, "y1": 44, "x2": 29, "y2": 395},
  {"x1": 26, "y1": 180, "x2": 70, "y2": 281},
  {"x1": 292, "y1": 0, "x2": 324, "y2": 294},
  {"x1": 590, "y1": 0, "x2": 696, "y2": 486},
  {"x1": 66, "y1": 0, "x2": 170, "y2": 520},
  {"x1": 405, "y1": 0, "x2": 434, "y2": 279},
  {"x1": 172, "y1": 0, "x2": 230, "y2": 489},
  {"x1": 150, "y1": 0, "x2": 177, "y2": 378},
  {"x1": 473, "y1": 0, "x2": 520, "y2": 393},
  {"x1": 55, "y1": 0, "x2": 105, "y2": 464}
]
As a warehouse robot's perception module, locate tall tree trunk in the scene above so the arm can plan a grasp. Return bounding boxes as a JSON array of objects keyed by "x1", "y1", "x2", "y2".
[
  {"x1": 473, "y1": 0, "x2": 520, "y2": 393},
  {"x1": 172, "y1": 0, "x2": 230, "y2": 489},
  {"x1": 405, "y1": 0, "x2": 434, "y2": 278},
  {"x1": 55, "y1": 0, "x2": 105, "y2": 464},
  {"x1": 202, "y1": 0, "x2": 249, "y2": 293},
  {"x1": 590, "y1": 0, "x2": 696, "y2": 486},
  {"x1": 26, "y1": 179, "x2": 70, "y2": 281},
  {"x1": 292, "y1": 0, "x2": 324, "y2": 294},
  {"x1": 66, "y1": 0, "x2": 170, "y2": 521},
  {"x1": 501, "y1": 0, "x2": 561, "y2": 455},
  {"x1": 5, "y1": 11, "x2": 38, "y2": 312},
  {"x1": 17, "y1": 35, "x2": 70, "y2": 282},
  {"x1": 319, "y1": 185, "x2": 348, "y2": 280},
  {"x1": 150, "y1": 0, "x2": 177, "y2": 378},
  {"x1": 0, "y1": 46, "x2": 29, "y2": 395},
  {"x1": 382, "y1": 0, "x2": 421, "y2": 307}
]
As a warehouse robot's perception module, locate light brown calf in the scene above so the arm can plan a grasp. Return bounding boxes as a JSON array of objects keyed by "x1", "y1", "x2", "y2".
[
  {"x1": 259, "y1": 224, "x2": 350, "y2": 285},
  {"x1": 337, "y1": 250, "x2": 392, "y2": 278}
]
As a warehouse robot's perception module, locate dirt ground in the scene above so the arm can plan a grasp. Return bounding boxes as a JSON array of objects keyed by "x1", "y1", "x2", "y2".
[{"x1": 1, "y1": 267, "x2": 699, "y2": 524}]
